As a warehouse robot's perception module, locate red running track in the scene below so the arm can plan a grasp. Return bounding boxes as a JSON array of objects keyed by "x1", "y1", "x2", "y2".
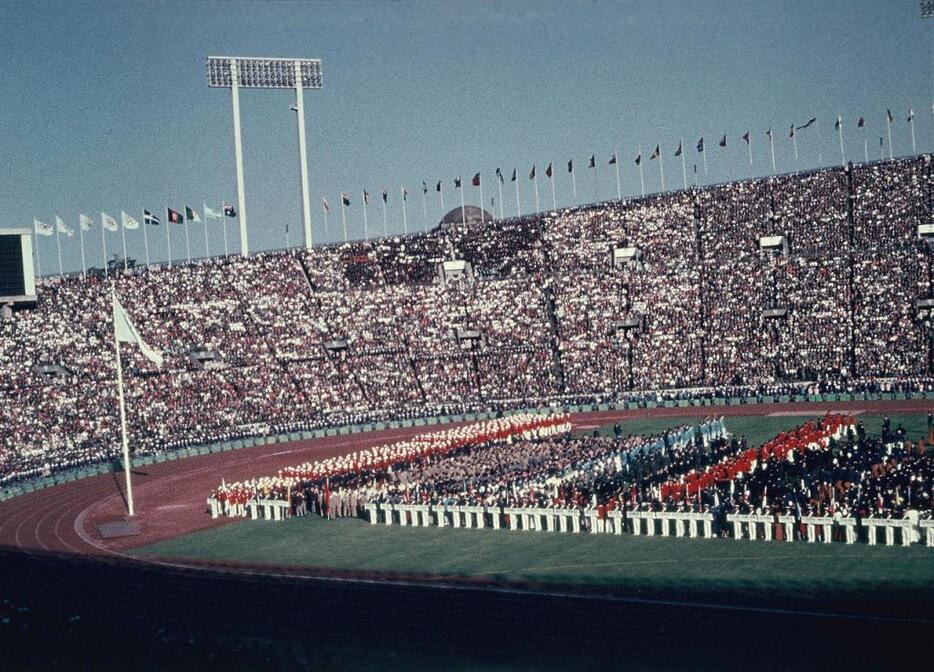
[{"x1": 0, "y1": 399, "x2": 929, "y2": 564}]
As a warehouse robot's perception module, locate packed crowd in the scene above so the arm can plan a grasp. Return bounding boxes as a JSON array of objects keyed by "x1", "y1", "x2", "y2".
[{"x1": 1, "y1": 156, "x2": 931, "y2": 483}]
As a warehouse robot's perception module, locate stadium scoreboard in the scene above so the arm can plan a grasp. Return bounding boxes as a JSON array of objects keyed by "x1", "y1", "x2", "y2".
[{"x1": 0, "y1": 229, "x2": 37, "y2": 304}]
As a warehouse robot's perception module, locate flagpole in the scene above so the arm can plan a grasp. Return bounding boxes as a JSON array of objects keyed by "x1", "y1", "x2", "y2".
[
  {"x1": 615, "y1": 153, "x2": 622, "y2": 200},
  {"x1": 222, "y1": 204, "x2": 230, "y2": 257},
  {"x1": 340, "y1": 199, "x2": 348, "y2": 242},
  {"x1": 638, "y1": 146, "x2": 645, "y2": 197},
  {"x1": 680, "y1": 142, "x2": 687, "y2": 190},
  {"x1": 55, "y1": 222, "x2": 63, "y2": 278},
  {"x1": 570, "y1": 165, "x2": 577, "y2": 202},
  {"x1": 165, "y1": 208, "x2": 172, "y2": 270},
  {"x1": 120, "y1": 216, "x2": 128, "y2": 271},
  {"x1": 362, "y1": 192, "x2": 369, "y2": 241},
  {"x1": 78, "y1": 217, "x2": 87, "y2": 280},
  {"x1": 863, "y1": 135, "x2": 869, "y2": 164},
  {"x1": 769, "y1": 134, "x2": 776, "y2": 173},
  {"x1": 439, "y1": 183, "x2": 445, "y2": 211},
  {"x1": 747, "y1": 137, "x2": 753, "y2": 173},
  {"x1": 322, "y1": 199, "x2": 331, "y2": 238},
  {"x1": 184, "y1": 212, "x2": 192, "y2": 263},
  {"x1": 548, "y1": 171, "x2": 555, "y2": 211},
  {"x1": 101, "y1": 213, "x2": 108, "y2": 279},
  {"x1": 34, "y1": 224, "x2": 42, "y2": 279},
  {"x1": 421, "y1": 188, "x2": 428, "y2": 229},
  {"x1": 534, "y1": 173, "x2": 542, "y2": 213},
  {"x1": 141, "y1": 211, "x2": 151, "y2": 268},
  {"x1": 658, "y1": 144, "x2": 666, "y2": 192},
  {"x1": 515, "y1": 176, "x2": 521, "y2": 217},
  {"x1": 111, "y1": 286, "x2": 135, "y2": 517},
  {"x1": 202, "y1": 203, "x2": 211, "y2": 258},
  {"x1": 380, "y1": 198, "x2": 387, "y2": 236},
  {"x1": 702, "y1": 145, "x2": 709, "y2": 176},
  {"x1": 886, "y1": 115, "x2": 894, "y2": 159},
  {"x1": 592, "y1": 160, "x2": 598, "y2": 202},
  {"x1": 401, "y1": 190, "x2": 408, "y2": 234},
  {"x1": 497, "y1": 176, "x2": 504, "y2": 220},
  {"x1": 837, "y1": 121, "x2": 846, "y2": 165},
  {"x1": 793, "y1": 131, "x2": 799, "y2": 163},
  {"x1": 477, "y1": 176, "x2": 484, "y2": 223},
  {"x1": 909, "y1": 110, "x2": 917, "y2": 154}
]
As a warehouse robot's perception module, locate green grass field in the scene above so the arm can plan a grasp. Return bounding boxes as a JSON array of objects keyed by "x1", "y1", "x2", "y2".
[{"x1": 138, "y1": 411, "x2": 934, "y2": 616}]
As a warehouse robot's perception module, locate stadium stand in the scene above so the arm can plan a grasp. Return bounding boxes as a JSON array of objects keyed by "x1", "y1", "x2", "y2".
[{"x1": 1, "y1": 156, "x2": 933, "y2": 483}]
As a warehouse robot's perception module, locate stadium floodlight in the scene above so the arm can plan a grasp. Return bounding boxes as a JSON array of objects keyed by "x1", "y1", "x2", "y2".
[
  {"x1": 207, "y1": 56, "x2": 323, "y2": 254},
  {"x1": 923, "y1": 1, "x2": 934, "y2": 18}
]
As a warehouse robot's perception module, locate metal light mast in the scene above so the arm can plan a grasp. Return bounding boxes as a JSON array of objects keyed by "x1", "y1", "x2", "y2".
[{"x1": 207, "y1": 56, "x2": 323, "y2": 254}]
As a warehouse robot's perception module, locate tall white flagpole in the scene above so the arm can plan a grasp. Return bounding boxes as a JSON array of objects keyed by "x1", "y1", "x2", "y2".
[
  {"x1": 548, "y1": 170, "x2": 555, "y2": 211},
  {"x1": 401, "y1": 189, "x2": 408, "y2": 234},
  {"x1": 702, "y1": 144, "x2": 709, "y2": 175},
  {"x1": 221, "y1": 204, "x2": 230, "y2": 257},
  {"x1": 362, "y1": 192, "x2": 369, "y2": 240},
  {"x1": 340, "y1": 198, "x2": 348, "y2": 242},
  {"x1": 141, "y1": 211, "x2": 151, "y2": 268},
  {"x1": 477, "y1": 176, "x2": 484, "y2": 223},
  {"x1": 78, "y1": 217, "x2": 87, "y2": 280},
  {"x1": 100, "y1": 213, "x2": 109, "y2": 279},
  {"x1": 591, "y1": 160, "x2": 598, "y2": 202},
  {"x1": 680, "y1": 144, "x2": 688, "y2": 190},
  {"x1": 111, "y1": 286, "x2": 135, "y2": 517},
  {"x1": 837, "y1": 119, "x2": 846, "y2": 165},
  {"x1": 909, "y1": 108, "x2": 917, "y2": 153},
  {"x1": 515, "y1": 175, "x2": 521, "y2": 217},
  {"x1": 34, "y1": 224, "x2": 42, "y2": 279},
  {"x1": 421, "y1": 187, "x2": 428, "y2": 229},
  {"x1": 380, "y1": 197, "x2": 387, "y2": 236},
  {"x1": 534, "y1": 171, "x2": 542, "y2": 213},
  {"x1": 120, "y1": 216, "x2": 128, "y2": 271},
  {"x1": 322, "y1": 199, "x2": 331, "y2": 238},
  {"x1": 496, "y1": 174, "x2": 504, "y2": 220},
  {"x1": 202, "y1": 202, "x2": 211, "y2": 258},
  {"x1": 658, "y1": 144, "x2": 666, "y2": 192},
  {"x1": 459, "y1": 182, "x2": 466, "y2": 224},
  {"x1": 638, "y1": 147, "x2": 645, "y2": 197},
  {"x1": 570, "y1": 164, "x2": 577, "y2": 201},
  {"x1": 165, "y1": 208, "x2": 172, "y2": 270},
  {"x1": 792, "y1": 130, "x2": 799, "y2": 163},
  {"x1": 183, "y1": 213, "x2": 192, "y2": 263},
  {"x1": 768, "y1": 133, "x2": 776, "y2": 173},
  {"x1": 439, "y1": 182, "x2": 445, "y2": 210},
  {"x1": 746, "y1": 137, "x2": 753, "y2": 172},
  {"x1": 614, "y1": 154, "x2": 622, "y2": 200},
  {"x1": 864, "y1": 137, "x2": 869, "y2": 164},
  {"x1": 54, "y1": 220, "x2": 63, "y2": 278},
  {"x1": 886, "y1": 114, "x2": 894, "y2": 160}
]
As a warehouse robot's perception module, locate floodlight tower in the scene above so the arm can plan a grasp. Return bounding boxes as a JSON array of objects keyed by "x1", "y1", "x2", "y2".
[{"x1": 207, "y1": 56, "x2": 323, "y2": 254}]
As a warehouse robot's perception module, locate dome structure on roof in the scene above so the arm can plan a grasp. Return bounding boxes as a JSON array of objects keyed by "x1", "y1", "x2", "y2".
[{"x1": 439, "y1": 205, "x2": 494, "y2": 227}]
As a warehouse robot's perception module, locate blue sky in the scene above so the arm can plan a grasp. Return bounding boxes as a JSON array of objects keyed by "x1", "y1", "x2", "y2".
[{"x1": 0, "y1": 0, "x2": 931, "y2": 274}]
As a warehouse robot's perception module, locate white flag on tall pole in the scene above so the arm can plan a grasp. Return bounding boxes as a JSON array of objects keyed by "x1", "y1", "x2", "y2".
[
  {"x1": 33, "y1": 218, "x2": 54, "y2": 236},
  {"x1": 204, "y1": 205, "x2": 223, "y2": 219},
  {"x1": 121, "y1": 211, "x2": 140, "y2": 230},
  {"x1": 113, "y1": 293, "x2": 163, "y2": 367},
  {"x1": 101, "y1": 212, "x2": 119, "y2": 232},
  {"x1": 55, "y1": 216, "x2": 74, "y2": 236}
]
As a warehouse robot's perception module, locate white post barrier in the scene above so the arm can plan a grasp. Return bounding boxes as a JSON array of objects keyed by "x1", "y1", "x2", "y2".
[
  {"x1": 919, "y1": 520, "x2": 934, "y2": 548},
  {"x1": 490, "y1": 505, "x2": 502, "y2": 530},
  {"x1": 415, "y1": 504, "x2": 431, "y2": 527},
  {"x1": 452, "y1": 505, "x2": 463, "y2": 528},
  {"x1": 504, "y1": 507, "x2": 520, "y2": 531},
  {"x1": 433, "y1": 505, "x2": 448, "y2": 528},
  {"x1": 465, "y1": 505, "x2": 485, "y2": 529},
  {"x1": 381, "y1": 503, "x2": 393, "y2": 526}
]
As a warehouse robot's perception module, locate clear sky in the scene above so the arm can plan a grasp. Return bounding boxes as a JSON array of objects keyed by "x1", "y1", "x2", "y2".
[{"x1": 1, "y1": 0, "x2": 931, "y2": 275}]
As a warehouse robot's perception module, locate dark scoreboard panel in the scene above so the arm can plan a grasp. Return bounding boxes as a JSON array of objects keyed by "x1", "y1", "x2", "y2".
[
  {"x1": 0, "y1": 234, "x2": 26, "y2": 297},
  {"x1": 0, "y1": 231, "x2": 36, "y2": 303}
]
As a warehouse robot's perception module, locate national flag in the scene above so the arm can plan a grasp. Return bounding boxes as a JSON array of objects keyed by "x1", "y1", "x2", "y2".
[
  {"x1": 166, "y1": 208, "x2": 183, "y2": 225},
  {"x1": 834, "y1": 117, "x2": 842, "y2": 131},
  {"x1": 766, "y1": 128, "x2": 773, "y2": 140},
  {"x1": 401, "y1": 186, "x2": 408, "y2": 200},
  {"x1": 886, "y1": 109, "x2": 894, "y2": 123},
  {"x1": 496, "y1": 167, "x2": 504, "y2": 184},
  {"x1": 382, "y1": 188, "x2": 388, "y2": 203},
  {"x1": 102, "y1": 212, "x2": 119, "y2": 231},
  {"x1": 796, "y1": 117, "x2": 816, "y2": 130},
  {"x1": 223, "y1": 202, "x2": 237, "y2": 218},
  {"x1": 510, "y1": 168, "x2": 517, "y2": 182},
  {"x1": 719, "y1": 135, "x2": 727, "y2": 147},
  {"x1": 609, "y1": 153, "x2": 618, "y2": 165},
  {"x1": 789, "y1": 125, "x2": 795, "y2": 138},
  {"x1": 588, "y1": 154, "x2": 595, "y2": 168},
  {"x1": 742, "y1": 131, "x2": 750, "y2": 144},
  {"x1": 697, "y1": 138, "x2": 704, "y2": 152},
  {"x1": 421, "y1": 181, "x2": 428, "y2": 194},
  {"x1": 322, "y1": 196, "x2": 330, "y2": 212},
  {"x1": 80, "y1": 214, "x2": 94, "y2": 231},
  {"x1": 436, "y1": 180, "x2": 442, "y2": 192},
  {"x1": 674, "y1": 143, "x2": 682, "y2": 157},
  {"x1": 530, "y1": 165, "x2": 536, "y2": 180},
  {"x1": 880, "y1": 136, "x2": 884, "y2": 148},
  {"x1": 33, "y1": 218, "x2": 54, "y2": 236},
  {"x1": 55, "y1": 216, "x2": 73, "y2": 236},
  {"x1": 857, "y1": 117, "x2": 865, "y2": 128},
  {"x1": 364, "y1": 190, "x2": 371, "y2": 204},
  {"x1": 113, "y1": 292, "x2": 163, "y2": 367},
  {"x1": 143, "y1": 210, "x2": 160, "y2": 226},
  {"x1": 471, "y1": 173, "x2": 480, "y2": 187},
  {"x1": 185, "y1": 206, "x2": 201, "y2": 223},
  {"x1": 545, "y1": 162, "x2": 553, "y2": 178},
  {"x1": 341, "y1": 193, "x2": 351, "y2": 207},
  {"x1": 907, "y1": 106, "x2": 914, "y2": 122},
  {"x1": 567, "y1": 159, "x2": 573, "y2": 173},
  {"x1": 634, "y1": 152, "x2": 642, "y2": 166},
  {"x1": 204, "y1": 205, "x2": 222, "y2": 219},
  {"x1": 121, "y1": 211, "x2": 140, "y2": 230},
  {"x1": 650, "y1": 145, "x2": 660, "y2": 160},
  {"x1": 454, "y1": 177, "x2": 462, "y2": 188}
]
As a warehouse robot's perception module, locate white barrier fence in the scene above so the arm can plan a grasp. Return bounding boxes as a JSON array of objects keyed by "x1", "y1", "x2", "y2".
[{"x1": 209, "y1": 496, "x2": 932, "y2": 547}]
